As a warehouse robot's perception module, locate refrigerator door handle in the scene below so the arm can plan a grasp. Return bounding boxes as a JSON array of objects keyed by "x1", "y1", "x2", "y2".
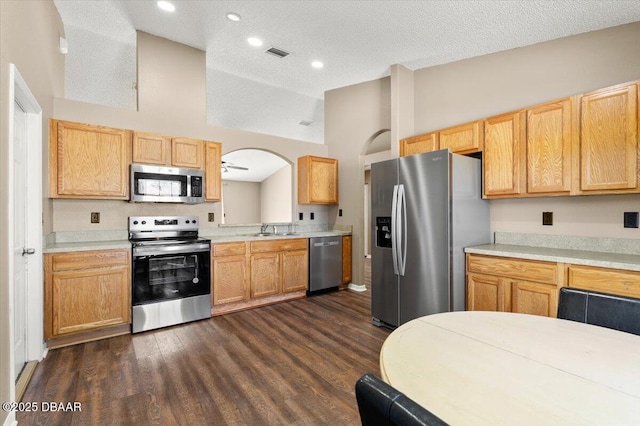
[
  {"x1": 398, "y1": 184, "x2": 407, "y2": 276},
  {"x1": 391, "y1": 184, "x2": 399, "y2": 275}
]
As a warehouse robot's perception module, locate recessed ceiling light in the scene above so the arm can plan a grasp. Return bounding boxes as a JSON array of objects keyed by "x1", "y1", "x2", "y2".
[
  {"x1": 311, "y1": 61, "x2": 324, "y2": 69},
  {"x1": 226, "y1": 12, "x2": 241, "y2": 22},
  {"x1": 248, "y1": 37, "x2": 263, "y2": 47},
  {"x1": 157, "y1": 1, "x2": 175, "y2": 12}
]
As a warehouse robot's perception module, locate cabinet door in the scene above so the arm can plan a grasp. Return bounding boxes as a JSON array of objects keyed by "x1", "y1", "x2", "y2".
[
  {"x1": 439, "y1": 122, "x2": 482, "y2": 154},
  {"x1": 342, "y1": 235, "x2": 352, "y2": 284},
  {"x1": 50, "y1": 120, "x2": 131, "y2": 199},
  {"x1": 213, "y1": 255, "x2": 248, "y2": 305},
  {"x1": 297, "y1": 156, "x2": 339, "y2": 204},
  {"x1": 580, "y1": 83, "x2": 638, "y2": 192},
  {"x1": 132, "y1": 131, "x2": 170, "y2": 165},
  {"x1": 483, "y1": 112, "x2": 524, "y2": 197},
  {"x1": 526, "y1": 99, "x2": 573, "y2": 194},
  {"x1": 250, "y1": 253, "x2": 280, "y2": 298},
  {"x1": 400, "y1": 133, "x2": 438, "y2": 157},
  {"x1": 51, "y1": 266, "x2": 130, "y2": 336},
  {"x1": 467, "y1": 273, "x2": 508, "y2": 312},
  {"x1": 205, "y1": 142, "x2": 222, "y2": 201},
  {"x1": 511, "y1": 280, "x2": 558, "y2": 318},
  {"x1": 282, "y1": 250, "x2": 308, "y2": 293},
  {"x1": 171, "y1": 137, "x2": 204, "y2": 169}
]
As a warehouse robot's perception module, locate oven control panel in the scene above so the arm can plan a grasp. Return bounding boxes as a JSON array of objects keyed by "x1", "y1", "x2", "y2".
[{"x1": 129, "y1": 216, "x2": 199, "y2": 233}]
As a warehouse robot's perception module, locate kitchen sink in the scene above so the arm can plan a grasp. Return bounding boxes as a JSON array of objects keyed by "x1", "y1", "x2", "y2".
[{"x1": 253, "y1": 233, "x2": 273, "y2": 237}]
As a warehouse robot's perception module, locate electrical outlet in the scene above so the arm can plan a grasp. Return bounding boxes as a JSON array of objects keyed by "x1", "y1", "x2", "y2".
[
  {"x1": 624, "y1": 212, "x2": 639, "y2": 228},
  {"x1": 339, "y1": 209, "x2": 343, "y2": 217},
  {"x1": 542, "y1": 211, "x2": 553, "y2": 226},
  {"x1": 310, "y1": 212, "x2": 315, "y2": 220},
  {"x1": 90, "y1": 212, "x2": 100, "y2": 223},
  {"x1": 208, "y1": 212, "x2": 215, "y2": 222},
  {"x1": 299, "y1": 212, "x2": 303, "y2": 220}
]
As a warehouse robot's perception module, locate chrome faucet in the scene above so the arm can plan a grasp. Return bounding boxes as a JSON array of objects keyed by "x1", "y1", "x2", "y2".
[{"x1": 261, "y1": 223, "x2": 270, "y2": 233}]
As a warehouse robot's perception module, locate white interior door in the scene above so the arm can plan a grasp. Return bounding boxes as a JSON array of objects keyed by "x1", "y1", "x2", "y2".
[{"x1": 13, "y1": 99, "x2": 28, "y2": 380}]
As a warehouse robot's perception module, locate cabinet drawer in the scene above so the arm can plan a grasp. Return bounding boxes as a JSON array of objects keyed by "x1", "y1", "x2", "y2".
[
  {"x1": 250, "y1": 238, "x2": 308, "y2": 253},
  {"x1": 568, "y1": 265, "x2": 640, "y2": 298},
  {"x1": 51, "y1": 249, "x2": 129, "y2": 272},
  {"x1": 468, "y1": 255, "x2": 559, "y2": 285},
  {"x1": 213, "y1": 242, "x2": 246, "y2": 257}
]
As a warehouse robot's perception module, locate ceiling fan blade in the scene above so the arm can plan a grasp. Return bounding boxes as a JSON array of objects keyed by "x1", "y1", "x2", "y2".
[{"x1": 227, "y1": 165, "x2": 249, "y2": 170}]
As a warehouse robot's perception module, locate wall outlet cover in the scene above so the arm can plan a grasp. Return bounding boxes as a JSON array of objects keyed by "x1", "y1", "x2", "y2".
[
  {"x1": 542, "y1": 211, "x2": 553, "y2": 226},
  {"x1": 299, "y1": 212, "x2": 303, "y2": 220},
  {"x1": 310, "y1": 212, "x2": 315, "y2": 220},
  {"x1": 624, "y1": 212, "x2": 639, "y2": 228},
  {"x1": 90, "y1": 212, "x2": 100, "y2": 223},
  {"x1": 208, "y1": 212, "x2": 215, "y2": 222}
]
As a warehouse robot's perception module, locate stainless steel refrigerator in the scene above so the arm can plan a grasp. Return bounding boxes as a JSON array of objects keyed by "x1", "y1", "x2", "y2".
[{"x1": 371, "y1": 149, "x2": 490, "y2": 328}]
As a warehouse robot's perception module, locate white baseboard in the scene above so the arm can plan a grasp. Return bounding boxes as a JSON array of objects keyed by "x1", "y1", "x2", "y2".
[{"x1": 348, "y1": 283, "x2": 367, "y2": 292}]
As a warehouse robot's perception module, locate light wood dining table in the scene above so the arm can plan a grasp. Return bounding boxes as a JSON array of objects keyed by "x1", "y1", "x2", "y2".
[{"x1": 380, "y1": 311, "x2": 640, "y2": 426}]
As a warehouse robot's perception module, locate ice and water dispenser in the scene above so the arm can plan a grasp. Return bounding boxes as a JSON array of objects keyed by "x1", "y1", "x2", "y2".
[{"x1": 376, "y1": 217, "x2": 392, "y2": 248}]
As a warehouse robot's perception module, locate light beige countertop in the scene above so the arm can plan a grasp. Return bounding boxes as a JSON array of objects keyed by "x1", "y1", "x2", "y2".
[
  {"x1": 43, "y1": 229, "x2": 351, "y2": 253},
  {"x1": 465, "y1": 243, "x2": 640, "y2": 272},
  {"x1": 380, "y1": 311, "x2": 640, "y2": 426},
  {"x1": 465, "y1": 232, "x2": 640, "y2": 272}
]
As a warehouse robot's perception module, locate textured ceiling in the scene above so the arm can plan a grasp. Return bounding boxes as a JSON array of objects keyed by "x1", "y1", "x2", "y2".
[
  {"x1": 221, "y1": 149, "x2": 288, "y2": 182},
  {"x1": 54, "y1": 0, "x2": 640, "y2": 149}
]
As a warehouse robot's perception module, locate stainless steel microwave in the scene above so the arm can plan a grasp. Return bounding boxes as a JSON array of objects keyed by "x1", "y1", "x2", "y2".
[{"x1": 130, "y1": 164, "x2": 204, "y2": 204}]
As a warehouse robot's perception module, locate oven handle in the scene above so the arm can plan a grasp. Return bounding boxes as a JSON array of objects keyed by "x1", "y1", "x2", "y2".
[
  {"x1": 192, "y1": 254, "x2": 199, "y2": 283},
  {"x1": 132, "y1": 243, "x2": 210, "y2": 257}
]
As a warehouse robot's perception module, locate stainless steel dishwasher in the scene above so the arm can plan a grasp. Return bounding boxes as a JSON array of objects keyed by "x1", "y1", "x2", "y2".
[{"x1": 308, "y1": 236, "x2": 343, "y2": 294}]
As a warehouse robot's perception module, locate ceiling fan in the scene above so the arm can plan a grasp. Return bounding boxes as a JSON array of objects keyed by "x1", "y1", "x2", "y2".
[{"x1": 221, "y1": 161, "x2": 249, "y2": 173}]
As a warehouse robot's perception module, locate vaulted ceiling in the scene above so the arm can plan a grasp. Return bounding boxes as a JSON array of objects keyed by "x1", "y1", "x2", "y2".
[{"x1": 54, "y1": 1, "x2": 640, "y2": 145}]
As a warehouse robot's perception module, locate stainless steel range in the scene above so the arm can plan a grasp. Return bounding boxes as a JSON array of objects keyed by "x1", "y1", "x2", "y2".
[{"x1": 129, "y1": 216, "x2": 211, "y2": 333}]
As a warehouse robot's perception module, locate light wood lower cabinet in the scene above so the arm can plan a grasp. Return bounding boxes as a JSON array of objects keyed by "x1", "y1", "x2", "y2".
[
  {"x1": 44, "y1": 249, "x2": 131, "y2": 340},
  {"x1": 212, "y1": 242, "x2": 248, "y2": 305},
  {"x1": 342, "y1": 235, "x2": 352, "y2": 285},
  {"x1": 466, "y1": 254, "x2": 561, "y2": 317},
  {"x1": 567, "y1": 265, "x2": 640, "y2": 298},
  {"x1": 212, "y1": 239, "x2": 308, "y2": 312},
  {"x1": 250, "y1": 238, "x2": 308, "y2": 297}
]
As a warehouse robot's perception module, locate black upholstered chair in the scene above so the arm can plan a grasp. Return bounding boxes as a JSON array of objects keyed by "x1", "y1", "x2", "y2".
[
  {"x1": 557, "y1": 287, "x2": 640, "y2": 336},
  {"x1": 355, "y1": 373, "x2": 448, "y2": 426}
]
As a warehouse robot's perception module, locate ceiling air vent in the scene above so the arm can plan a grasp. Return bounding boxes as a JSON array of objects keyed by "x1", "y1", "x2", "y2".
[{"x1": 265, "y1": 47, "x2": 290, "y2": 58}]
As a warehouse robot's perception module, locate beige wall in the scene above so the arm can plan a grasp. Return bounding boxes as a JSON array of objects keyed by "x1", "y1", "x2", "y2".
[
  {"x1": 51, "y1": 32, "x2": 327, "y2": 232},
  {"x1": 325, "y1": 22, "x2": 640, "y2": 288},
  {"x1": 325, "y1": 77, "x2": 391, "y2": 286},
  {"x1": 261, "y1": 165, "x2": 293, "y2": 223},
  {"x1": 0, "y1": 1, "x2": 65, "y2": 422},
  {"x1": 411, "y1": 21, "x2": 640, "y2": 240},
  {"x1": 222, "y1": 181, "x2": 261, "y2": 225}
]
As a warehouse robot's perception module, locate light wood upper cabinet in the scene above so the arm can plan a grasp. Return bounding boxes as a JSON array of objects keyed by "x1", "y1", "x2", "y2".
[
  {"x1": 205, "y1": 142, "x2": 222, "y2": 202},
  {"x1": 44, "y1": 249, "x2": 131, "y2": 339},
  {"x1": 298, "y1": 156, "x2": 339, "y2": 204},
  {"x1": 526, "y1": 99, "x2": 573, "y2": 194},
  {"x1": 439, "y1": 121, "x2": 483, "y2": 154},
  {"x1": 132, "y1": 131, "x2": 170, "y2": 165},
  {"x1": 578, "y1": 82, "x2": 638, "y2": 193},
  {"x1": 50, "y1": 120, "x2": 131, "y2": 199},
  {"x1": 132, "y1": 131, "x2": 205, "y2": 169},
  {"x1": 172, "y1": 137, "x2": 204, "y2": 169},
  {"x1": 483, "y1": 112, "x2": 525, "y2": 198},
  {"x1": 400, "y1": 133, "x2": 438, "y2": 157}
]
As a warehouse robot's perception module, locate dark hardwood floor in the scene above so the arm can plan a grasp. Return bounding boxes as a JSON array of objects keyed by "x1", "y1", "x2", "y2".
[{"x1": 18, "y1": 289, "x2": 389, "y2": 425}]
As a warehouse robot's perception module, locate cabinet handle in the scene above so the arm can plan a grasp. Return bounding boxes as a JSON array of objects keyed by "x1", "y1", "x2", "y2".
[{"x1": 22, "y1": 248, "x2": 36, "y2": 256}]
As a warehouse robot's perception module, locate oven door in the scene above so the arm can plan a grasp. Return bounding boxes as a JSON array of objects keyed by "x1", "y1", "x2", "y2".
[{"x1": 132, "y1": 242, "x2": 210, "y2": 306}]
